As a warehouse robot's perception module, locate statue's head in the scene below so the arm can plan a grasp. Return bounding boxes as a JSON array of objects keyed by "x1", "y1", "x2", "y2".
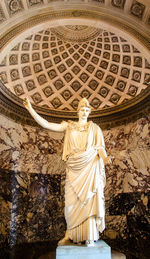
[
  {"x1": 77, "y1": 98, "x2": 91, "y2": 120},
  {"x1": 77, "y1": 98, "x2": 91, "y2": 113}
]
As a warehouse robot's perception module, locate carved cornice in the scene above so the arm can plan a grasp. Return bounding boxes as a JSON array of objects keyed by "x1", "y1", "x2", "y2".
[{"x1": 0, "y1": 9, "x2": 150, "y2": 52}]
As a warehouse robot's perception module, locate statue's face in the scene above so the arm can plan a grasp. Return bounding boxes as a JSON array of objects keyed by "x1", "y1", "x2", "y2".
[{"x1": 78, "y1": 106, "x2": 90, "y2": 120}]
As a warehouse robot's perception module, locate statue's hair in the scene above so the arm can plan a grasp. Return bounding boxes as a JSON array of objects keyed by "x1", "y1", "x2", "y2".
[{"x1": 77, "y1": 98, "x2": 91, "y2": 112}]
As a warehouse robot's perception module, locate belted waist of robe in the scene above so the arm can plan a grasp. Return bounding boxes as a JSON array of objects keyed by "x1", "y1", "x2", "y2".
[{"x1": 66, "y1": 147, "x2": 103, "y2": 205}]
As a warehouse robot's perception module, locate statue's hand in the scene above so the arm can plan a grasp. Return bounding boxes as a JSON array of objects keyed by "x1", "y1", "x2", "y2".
[
  {"x1": 23, "y1": 98, "x2": 32, "y2": 110},
  {"x1": 104, "y1": 156, "x2": 113, "y2": 164}
]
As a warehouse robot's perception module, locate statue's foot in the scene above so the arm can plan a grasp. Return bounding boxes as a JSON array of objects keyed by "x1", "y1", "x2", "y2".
[
  {"x1": 58, "y1": 231, "x2": 70, "y2": 246},
  {"x1": 85, "y1": 240, "x2": 95, "y2": 247},
  {"x1": 58, "y1": 237, "x2": 69, "y2": 246}
]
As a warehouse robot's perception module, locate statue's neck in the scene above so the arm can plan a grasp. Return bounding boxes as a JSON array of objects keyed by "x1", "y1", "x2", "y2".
[{"x1": 78, "y1": 118, "x2": 88, "y2": 124}]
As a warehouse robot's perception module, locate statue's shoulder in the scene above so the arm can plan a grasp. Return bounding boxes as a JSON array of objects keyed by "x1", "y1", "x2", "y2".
[
  {"x1": 61, "y1": 120, "x2": 78, "y2": 132},
  {"x1": 89, "y1": 121, "x2": 101, "y2": 130},
  {"x1": 67, "y1": 120, "x2": 77, "y2": 130},
  {"x1": 61, "y1": 120, "x2": 68, "y2": 128}
]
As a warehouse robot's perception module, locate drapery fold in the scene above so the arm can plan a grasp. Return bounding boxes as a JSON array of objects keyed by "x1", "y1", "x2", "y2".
[{"x1": 62, "y1": 121, "x2": 106, "y2": 241}]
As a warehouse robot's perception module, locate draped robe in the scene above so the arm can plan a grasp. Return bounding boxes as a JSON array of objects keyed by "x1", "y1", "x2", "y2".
[{"x1": 62, "y1": 120, "x2": 106, "y2": 242}]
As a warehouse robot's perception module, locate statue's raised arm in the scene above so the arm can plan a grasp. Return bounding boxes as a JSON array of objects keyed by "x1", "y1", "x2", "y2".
[{"x1": 23, "y1": 98, "x2": 67, "y2": 132}]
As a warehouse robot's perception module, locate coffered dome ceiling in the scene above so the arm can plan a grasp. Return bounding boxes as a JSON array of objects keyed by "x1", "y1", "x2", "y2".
[{"x1": 0, "y1": 0, "x2": 149, "y2": 127}]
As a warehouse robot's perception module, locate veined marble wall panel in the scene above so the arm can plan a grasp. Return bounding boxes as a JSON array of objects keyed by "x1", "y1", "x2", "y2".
[
  {"x1": 0, "y1": 114, "x2": 67, "y2": 246},
  {"x1": 0, "y1": 114, "x2": 65, "y2": 174},
  {"x1": 104, "y1": 114, "x2": 150, "y2": 199},
  {"x1": 0, "y1": 169, "x2": 66, "y2": 247}
]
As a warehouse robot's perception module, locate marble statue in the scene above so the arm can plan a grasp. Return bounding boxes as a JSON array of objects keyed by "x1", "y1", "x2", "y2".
[{"x1": 24, "y1": 98, "x2": 111, "y2": 247}]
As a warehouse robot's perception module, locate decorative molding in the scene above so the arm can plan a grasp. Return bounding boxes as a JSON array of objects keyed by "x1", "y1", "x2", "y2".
[
  {"x1": 0, "y1": 9, "x2": 150, "y2": 52},
  {"x1": 130, "y1": 1, "x2": 145, "y2": 19},
  {"x1": 5, "y1": 0, "x2": 24, "y2": 16},
  {"x1": 111, "y1": 0, "x2": 126, "y2": 9},
  {"x1": 28, "y1": 0, "x2": 43, "y2": 7},
  {"x1": 0, "y1": 5, "x2": 6, "y2": 23},
  {"x1": 51, "y1": 26, "x2": 103, "y2": 43}
]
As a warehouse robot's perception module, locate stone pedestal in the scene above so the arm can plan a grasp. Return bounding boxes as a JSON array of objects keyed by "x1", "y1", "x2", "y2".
[{"x1": 56, "y1": 240, "x2": 111, "y2": 259}]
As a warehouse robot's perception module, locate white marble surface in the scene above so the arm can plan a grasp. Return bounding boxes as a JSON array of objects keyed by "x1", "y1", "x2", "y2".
[{"x1": 56, "y1": 240, "x2": 111, "y2": 259}]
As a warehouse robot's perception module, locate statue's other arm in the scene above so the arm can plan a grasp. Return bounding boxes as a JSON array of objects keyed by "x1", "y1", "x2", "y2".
[
  {"x1": 97, "y1": 126, "x2": 111, "y2": 164},
  {"x1": 24, "y1": 98, "x2": 67, "y2": 132}
]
